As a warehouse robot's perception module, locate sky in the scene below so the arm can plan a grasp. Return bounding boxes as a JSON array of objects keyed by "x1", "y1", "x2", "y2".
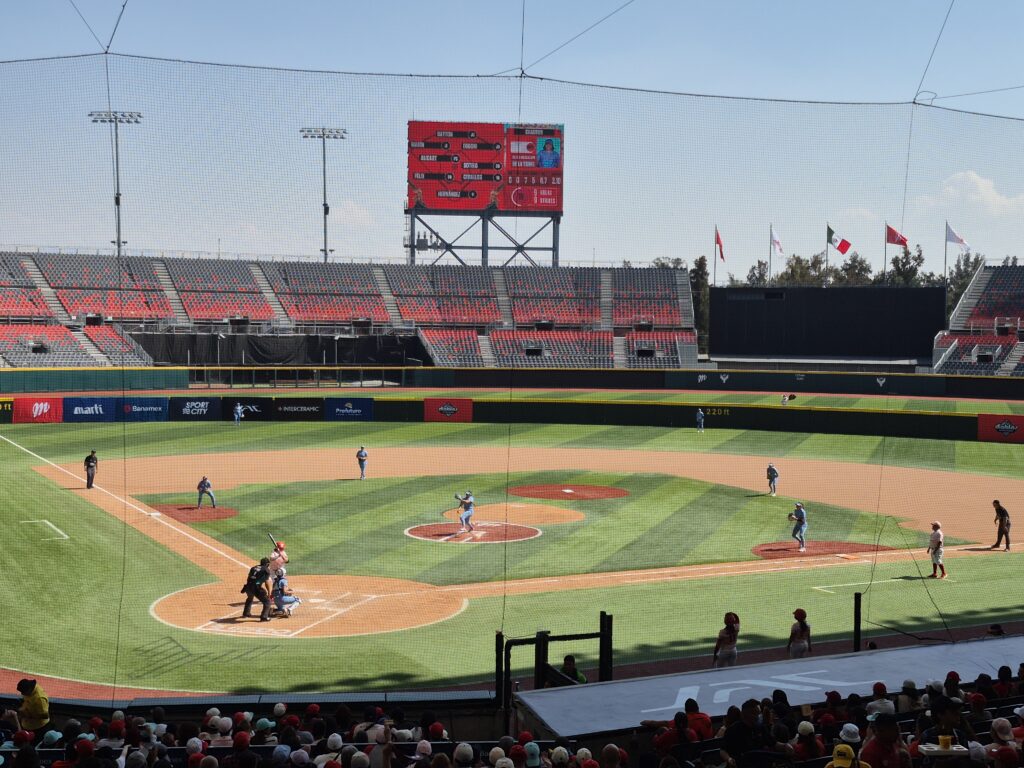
[{"x1": 2, "y1": 1, "x2": 1024, "y2": 277}]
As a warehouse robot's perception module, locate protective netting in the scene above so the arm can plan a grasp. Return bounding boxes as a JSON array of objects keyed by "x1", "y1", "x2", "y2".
[{"x1": 1, "y1": 54, "x2": 1021, "y2": 697}]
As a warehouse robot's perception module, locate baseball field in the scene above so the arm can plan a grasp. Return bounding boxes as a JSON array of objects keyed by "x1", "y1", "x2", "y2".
[{"x1": 4, "y1": 392, "x2": 1024, "y2": 697}]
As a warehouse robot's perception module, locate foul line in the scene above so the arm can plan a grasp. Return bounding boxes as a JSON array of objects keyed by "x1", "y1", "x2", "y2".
[
  {"x1": 0, "y1": 432, "x2": 249, "y2": 570},
  {"x1": 814, "y1": 577, "x2": 954, "y2": 594},
  {"x1": 288, "y1": 594, "x2": 379, "y2": 637},
  {"x1": 20, "y1": 519, "x2": 69, "y2": 541}
]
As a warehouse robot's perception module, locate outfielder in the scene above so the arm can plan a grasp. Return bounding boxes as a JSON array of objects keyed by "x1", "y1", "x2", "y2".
[
  {"x1": 766, "y1": 463, "x2": 779, "y2": 496},
  {"x1": 233, "y1": 402, "x2": 244, "y2": 426},
  {"x1": 695, "y1": 408, "x2": 704, "y2": 433},
  {"x1": 356, "y1": 446, "x2": 368, "y2": 480},
  {"x1": 789, "y1": 502, "x2": 807, "y2": 552},
  {"x1": 928, "y1": 521, "x2": 946, "y2": 578},
  {"x1": 455, "y1": 491, "x2": 475, "y2": 533}
]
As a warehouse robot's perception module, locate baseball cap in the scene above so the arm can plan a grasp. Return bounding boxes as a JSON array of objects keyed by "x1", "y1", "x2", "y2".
[
  {"x1": 327, "y1": 734, "x2": 343, "y2": 750},
  {"x1": 306, "y1": 704, "x2": 320, "y2": 716},
  {"x1": 839, "y1": 724, "x2": 861, "y2": 743},
  {"x1": 428, "y1": 722, "x2": 445, "y2": 739},
  {"x1": 902, "y1": 680, "x2": 916, "y2": 690},
  {"x1": 416, "y1": 741, "x2": 432, "y2": 757},
  {"x1": 994, "y1": 719, "x2": 1014, "y2": 741},
  {"x1": 495, "y1": 760, "x2": 515, "y2": 768},
  {"x1": 831, "y1": 744, "x2": 856, "y2": 768},
  {"x1": 76, "y1": 740, "x2": 96, "y2": 758},
  {"x1": 273, "y1": 703, "x2": 287, "y2": 717},
  {"x1": 454, "y1": 743, "x2": 475, "y2": 765},
  {"x1": 256, "y1": 719, "x2": 275, "y2": 731},
  {"x1": 550, "y1": 748, "x2": 569, "y2": 766},
  {"x1": 509, "y1": 744, "x2": 527, "y2": 762},
  {"x1": 581, "y1": 761, "x2": 600, "y2": 768},
  {"x1": 489, "y1": 747, "x2": 506, "y2": 765},
  {"x1": 946, "y1": 670, "x2": 960, "y2": 682},
  {"x1": 233, "y1": 733, "x2": 251, "y2": 749},
  {"x1": 525, "y1": 742, "x2": 541, "y2": 768},
  {"x1": 872, "y1": 682, "x2": 887, "y2": 696},
  {"x1": 575, "y1": 749, "x2": 592, "y2": 763},
  {"x1": 276, "y1": 541, "x2": 286, "y2": 549},
  {"x1": 42, "y1": 731, "x2": 62, "y2": 747},
  {"x1": 12, "y1": 732, "x2": 34, "y2": 747},
  {"x1": 291, "y1": 750, "x2": 311, "y2": 766},
  {"x1": 350, "y1": 754, "x2": 369, "y2": 768},
  {"x1": 797, "y1": 722, "x2": 815, "y2": 737},
  {"x1": 517, "y1": 731, "x2": 533, "y2": 745}
]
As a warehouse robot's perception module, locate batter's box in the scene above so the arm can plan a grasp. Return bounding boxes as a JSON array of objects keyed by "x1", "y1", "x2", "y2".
[{"x1": 206, "y1": 623, "x2": 293, "y2": 637}]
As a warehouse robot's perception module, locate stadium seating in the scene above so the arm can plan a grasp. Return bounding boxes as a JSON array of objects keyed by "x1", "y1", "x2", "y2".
[
  {"x1": 626, "y1": 330, "x2": 698, "y2": 368},
  {"x1": 431, "y1": 265, "x2": 496, "y2": 296},
  {"x1": 0, "y1": 287, "x2": 53, "y2": 319},
  {"x1": 56, "y1": 289, "x2": 174, "y2": 320},
  {"x1": 0, "y1": 253, "x2": 36, "y2": 287},
  {"x1": 0, "y1": 324, "x2": 95, "y2": 367},
  {"x1": 969, "y1": 265, "x2": 1024, "y2": 327},
  {"x1": 395, "y1": 296, "x2": 444, "y2": 323},
  {"x1": 420, "y1": 328, "x2": 486, "y2": 366},
  {"x1": 384, "y1": 265, "x2": 434, "y2": 296},
  {"x1": 438, "y1": 296, "x2": 502, "y2": 324},
  {"x1": 934, "y1": 332, "x2": 1016, "y2": 374},
  {"x1": 612, "y1": 267, "x2": 678, "y2": 298},
  {"x1": 262, "y1": 262, "x2": 379, "y2": 295},
  {"x1": 83, "y1": 325, "x2": 153, "y2": 365},
  {"x1": 612, "y1": 299, "x2": 682, "y2": 326},
  {"x1": 34, "y1": 254, "x2": 162, "y2": 289},
  {"x1": 179, "y1": 292, "x2": 275, "y2": 321},
  {"x1": 490, "y1": 329, "x2": 614, "y2": 367},
  {"x1": 504, "y1": 266, "x2": 601, "y2": 297},
  {"x1": 511, "y1": 298, "x2": 601, "y2": 325},
  {"x1": 165, "y1": 258, "x2": 261, "y2": 292},
  {"x1": 278, "y1": 293, "x2": 389, "y2": 323}
]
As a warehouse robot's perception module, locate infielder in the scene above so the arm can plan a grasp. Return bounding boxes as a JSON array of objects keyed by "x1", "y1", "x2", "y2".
[
  {"x1": 233, "y1": 402, "x2": 244, "y2": 426},
  {"x1": 992, "y1": 500, "x2": 1011, "y2": 551},
  {"x1": 455, "y1": 491, "x2": 475, "y2": 533},
  {"x1": 84, "y1": 450, "x2": 98, "y2": 490},
  {"x1": 356, "y1": 446, "x2": 368, "y2": 480},
  {"x1": 272, "y1": 567, "x2": 302, "y2": 617},
  {"x1": 269, "y1": 540, "x2": 289, "y2": 578},
  {"x1": 928, "y1": 521, "x2": 946, "y2": 578},
  {"x1": 789, "y1": 502, "x2": 807, "y2": 552},
  {"x1": 766, "y1": 463, "x2": 779, "y2": 496},
  {"x1": 197, "y1": 476, "x2": 216, "y2": 508}
]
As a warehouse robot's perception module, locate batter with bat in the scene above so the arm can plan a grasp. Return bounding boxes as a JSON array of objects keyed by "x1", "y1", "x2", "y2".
[
  {"x1": 454, "y1": 491, "x2": 475, "y2": 533},
  {"x1": 267, "y1": 534, "x2": 289, "y2": 578}
]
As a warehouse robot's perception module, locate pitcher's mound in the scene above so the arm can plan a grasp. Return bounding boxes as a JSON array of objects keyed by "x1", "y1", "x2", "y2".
[
  {"x1": 753, "y1": 541, "x2": 895, "y2": 560},
  {"x1": 509, "y1": 484, "x2": 628, "y2": 500},
  {"x1": 442, "y1": 503, "x2": 583, "y2": 525},
  {"x1": 152, "y1": 504, "x2": 238, "y2": 523}
]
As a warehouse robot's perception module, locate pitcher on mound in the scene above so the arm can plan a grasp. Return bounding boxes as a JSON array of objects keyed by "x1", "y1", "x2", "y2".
[{"x1": 455, "y1": 491, "x2": 475, "y2": 533}]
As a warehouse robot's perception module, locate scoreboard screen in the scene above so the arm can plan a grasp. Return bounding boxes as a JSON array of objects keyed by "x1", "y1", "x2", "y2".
[{"x1": 407, "y1": 121, "x2": 563, "y2": 213}]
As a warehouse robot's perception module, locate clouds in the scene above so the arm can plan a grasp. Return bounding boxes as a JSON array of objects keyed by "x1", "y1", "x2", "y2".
[{"x1": 917, "y1": 170, "x2": 1024, "y2": 219}]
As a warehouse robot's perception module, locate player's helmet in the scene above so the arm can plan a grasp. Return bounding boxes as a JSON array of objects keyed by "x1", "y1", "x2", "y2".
[
  {"x1": 276, "y1": 541, "x2": 285, "y2": 549},
  {"x1": 793, "y1": 608, "x2": 807, "y2": 620}
]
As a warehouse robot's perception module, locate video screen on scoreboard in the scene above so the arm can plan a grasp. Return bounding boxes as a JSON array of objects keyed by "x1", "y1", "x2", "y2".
[{"x1": 407, "y1": 121, "x2": 563, "y2": 213}]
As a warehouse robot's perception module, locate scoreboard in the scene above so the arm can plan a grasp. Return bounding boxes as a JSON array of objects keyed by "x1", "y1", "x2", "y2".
[{"x1": 407, "y1": 121, "x2": 563, "y2": 213}]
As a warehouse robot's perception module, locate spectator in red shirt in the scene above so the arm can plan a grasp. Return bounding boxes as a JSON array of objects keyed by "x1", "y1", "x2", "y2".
[
  {"x1": 791, "y1": 722, "x2": 826, "y2": 761},
  {"x1": 994, "y1": 666, "x2": 1014, "y2": 699},
  {"x1": 684, "y1": 700, "x2": 713, "y2": 742},
  {"x1": 650, "y1": 713, "x2": 697, "y2": 759},
  {"x1": 1011, "y1": 707, "x2": 1024, "y2": 742},
  {"x1": 814, "y1": 692, "x2": 846, "y2": 725},
  {"x1": 858, "y1": 714, "x2": 908, "y2": 768},
  {"x1": 985, "y1": 719, "x2": 1019, "y2": 763}
]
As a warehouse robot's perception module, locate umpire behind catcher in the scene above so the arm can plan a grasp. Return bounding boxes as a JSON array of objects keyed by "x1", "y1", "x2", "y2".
[{"x1": 241, "y1": 557, "x2": 273, "y2": 622}]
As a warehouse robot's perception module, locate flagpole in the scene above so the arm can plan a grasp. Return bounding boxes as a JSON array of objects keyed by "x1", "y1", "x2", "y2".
[
  {"x1": 713, "y1": 227, "x2": 717, "y2": 287},
  {"x1": 944, "y1": 220, "x2": 949, "y2": 319},
  {"x1": 768, "y1": 224, "x2": 772, "y2": 281},
  {"x1": 883, "y1": 222, "x2": 887, "y2": 283},
  {"x1": 825, "y1": 225, "x2": 829, "y2": 275}
]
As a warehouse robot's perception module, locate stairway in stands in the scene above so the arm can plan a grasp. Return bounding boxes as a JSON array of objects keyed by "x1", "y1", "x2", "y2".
[
  {"x1": 491, "y1": 269, "x2": 514, "y2": 326},
  {"x1": 997, "y1": 342, "x2": 1024, "y2": 376},
  {"x1": 21, "y1": 256, "x2": 71, "y2": 323},
  {"x1": 675, "y1": 270, "x2": 696, "y2": 327},
  {"x1": 70, "y1": 329, "x2": 112, "y2": 366},
  {"x1": 612, "y1": 336, "x2": 627, "y2": 369},
  {"x1": 599, "y1": 270, "x2": 613, "y2": 328},
  {"x1": 949, "y1": 266, "x2": 992, "y2": 331},
  {"x1": 152, "y1": 261, "x2": 190, "y2": 324},
  {"x1": 249, "y1": 263, "x2": 291, "y2": 325},
  {"x1": 477, "y1": 334, "x2": 497, "y2": 367},
  {"x1": 372, "y1": 267, "x2": 403, "y2": 324}
]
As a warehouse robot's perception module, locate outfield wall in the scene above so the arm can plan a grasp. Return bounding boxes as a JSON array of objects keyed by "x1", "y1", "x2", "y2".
[{"x1": 6, "y1": 392, "x2": 1015, "y2": 442}]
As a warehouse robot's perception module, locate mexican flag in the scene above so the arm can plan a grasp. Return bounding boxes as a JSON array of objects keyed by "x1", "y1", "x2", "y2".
[{"x1": 827, "y1": 225, "x2": 852, "y2": 255}]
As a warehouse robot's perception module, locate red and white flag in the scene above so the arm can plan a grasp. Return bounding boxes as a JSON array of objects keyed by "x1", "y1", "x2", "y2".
[
  {"x1": 715, "y1": 227, "x2": 725, "y2": 262},
  {"x1": 885, "y1": 224, "x2": 908, "y2": 246},
  {"x1": 827, "y1": 224, "x2": 852, "y2": 255},
  {"x1": 770, "y1": 225, "x2": 784, "y2": 257},
  {"x1": 946, "y1": 222, "x2": 970, "y2": 252}
]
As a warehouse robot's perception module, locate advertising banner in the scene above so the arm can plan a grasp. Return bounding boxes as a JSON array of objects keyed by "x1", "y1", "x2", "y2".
[
  {"x1": 978, "y1": 413, "x2": 1024, "y2": 443},
  {"x1": 13, "y1": 396, "x2": 63, "y2": 423},
  {"x1": 424, "y1": 397, "x2": 473, "y2": 423},
  {"x1": 64, "y1": 397, "x2": 118, "y2": 423},
  {"x1": 323, "y1": 397, "x2": 375, "y2": 422},
  {"x1": 223, "y1": 397, "x2": 274, "y2": 422},
  {"x1": 119, "y1": 397, "x2": 168, "y2": 422},
  {"x1": 0, "y1": 398, "x2": 12, "y2": 424},
  {"x1": 168, "y1": 397, "x2": 222, "y2": 421},
  {"x1": 407, "y1": 121, "x2": 563, "y2": 213},
  {"x1": 274, "y1": 397, "x2": 324, "y2": 421}
]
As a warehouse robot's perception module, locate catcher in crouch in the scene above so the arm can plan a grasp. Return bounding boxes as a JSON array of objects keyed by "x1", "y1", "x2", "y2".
[{"x1": 455, "y1": 491, "x2": 475, "y2": 533}]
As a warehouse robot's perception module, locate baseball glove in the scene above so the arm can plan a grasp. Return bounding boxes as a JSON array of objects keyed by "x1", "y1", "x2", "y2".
[{"x1": 787, "y1": 513, "x2": 797, "y2": 521}]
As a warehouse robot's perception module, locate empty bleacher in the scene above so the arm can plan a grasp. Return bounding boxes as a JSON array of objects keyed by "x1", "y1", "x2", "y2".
[
  {"x1": 261, "y1": 262, "x2": 378, "y2": 294},
  {"x1": 0, "y1": 253, "x2": 37, "y2": 287},
  {"x1": 56, "y1": 289, "x2": 173, "y2": 320},
  {"x1": 35, "y1": 254, "x2": 162, "y2": 290},
  {"x1": 0, "y1": 324, "x2": 96, "y2": 367},
  {"x1": 490, "y1": 329, "x2": 614, "y2": 368},
  {"x1": 626, "y1": 330, "x2": 698, "y2": 368},
  {"x1": 611, "y1": 268, "x2": 683, "y2": 327},
  {"x1": 83, "y1": 325, "x2": 153, "y2": 365},
  {"x1": 969, "y1": 265, "x2": 1024, "y2": 328},
  {"x1": 0, "y1": 286, "x2": 53, "y2": 319},
  {"x1": 420, "y1": 328, "x2": 486, "y2": 367},
  {"x1": 179, "y1": 291, "x2": 275, "y2": 321},
  {"x1": 277, "y1": 293, "x2": 389, "y2": 323},
  {"x1": 511, "y1": 297, "x2": 601, "y2": 325},
  {"x1": 934, "y1": 332, "x2": 1015, "y2": 375}
]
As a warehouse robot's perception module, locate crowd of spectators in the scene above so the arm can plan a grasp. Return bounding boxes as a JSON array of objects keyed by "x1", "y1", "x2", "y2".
[{"x1": 6, "y1": 664, "x2": 1024, "y2": 768}]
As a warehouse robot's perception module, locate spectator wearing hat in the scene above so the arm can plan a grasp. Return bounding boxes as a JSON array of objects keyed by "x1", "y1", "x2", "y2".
[
  {"x1": 866, "y1": 684, "x2": 895, "y2": 717},
  {"x1": 508, "y1": 745, "x2": 527, "y2": 768},
  {"x1": 986, "y1": 720, "x2": 1019, "y2": 761},
  {"x1": 786, "y1": 609, "x2": 812, "y2": 659},
  {"x1": 428, "y1": 756, "x2": 449, "y2": 768},
  {"x1": 210, "y1": 719, "x2": 234, "y2": 748},
  {"x1": 838, "y1": 724, "x2": 862, "y2": 754},
  {"x1": 315, "y1": 734, "x2": 345, "y2": 767},
  {"x1": 894, "y1": 682, "x2": 921, "y2": 714},
  {"x1": 14, "y1": 680, "x2": 49, "y2": 731},
  {"x1": 495, "y1": 761, "x2": 514, "y2": 768},
  {"x1": 454, "y1": 744, "x2": 476, "y2": 768},
  {"x1": 517, "y1": 733, "x2": 533, "y2": 747},
  {"x1": 814, "y1": 692, "x2": 846, "y2": 725},
  {"x1": 920, "y1": 681, "x2": 944, "y2": 709},
  {"x1": 720, "y1": 700, "x2": 793, "y2": 768},
  {"x1": 598, "y1": 745, "x2": 620, "y2": 768},
  {"x1": 1011, "y1": 707, "x2": 1024, "y2": 742},
  {"x1": 825, "y1": 744, "x2": 870, "y2": 768},
  {"x1": 965, "y1": 694, "x2": 993, "y2": 725},
  {"x1": 550, "y1": 748, "x2": 569, "y2": 768},
  {"x1": 920, "y1": 698, "x2": 968, "y2": 748},
  {"x1": 792, "y1": 722, "x2": 826, "y2": 761},
  {"x1": 487, "y1": 748, "x2": 505, "y2": 767},
  {"x1": 253, "y1": 720, "x2": 278, "y2": 747},
  {"x1": 858, "y1": 713, "x2": 906, "y2": 768}
]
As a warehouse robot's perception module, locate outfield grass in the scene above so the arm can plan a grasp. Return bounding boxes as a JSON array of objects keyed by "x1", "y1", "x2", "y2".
[{"x1": 4, "y1": 420, "x2": 1023, "y2": 692}]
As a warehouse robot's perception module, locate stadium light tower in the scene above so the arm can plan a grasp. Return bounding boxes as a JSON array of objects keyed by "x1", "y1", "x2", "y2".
[
  {"x1": 89, "y1": 111, "x2": 142, "y2": 260},
  {"x1": 300, "y1": 127, "x2": 347, "y2": 263}
]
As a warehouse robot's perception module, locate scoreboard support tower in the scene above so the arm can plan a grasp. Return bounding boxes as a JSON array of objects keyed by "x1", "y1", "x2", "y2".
[{"x1": 405, "y1": 208, "x2": 561, "y2": 267}]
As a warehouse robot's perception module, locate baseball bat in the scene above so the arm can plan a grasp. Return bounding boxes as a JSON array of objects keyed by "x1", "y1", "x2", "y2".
[{"x1": 268, "y1": 533, "x2": 279, "y2": 549}]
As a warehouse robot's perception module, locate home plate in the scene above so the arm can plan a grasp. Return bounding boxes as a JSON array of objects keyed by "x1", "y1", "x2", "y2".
[{"x1": 562, "y1": 489, "x2": 575, "y2": 494}]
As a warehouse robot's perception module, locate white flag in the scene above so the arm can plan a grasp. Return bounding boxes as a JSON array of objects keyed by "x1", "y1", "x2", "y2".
[
  {"x1": 946, "y1": 223, "x2": 970, "y2": 252},
  {"x1": 770, "y1": 225, "x2": 784, "y2": 257}
]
